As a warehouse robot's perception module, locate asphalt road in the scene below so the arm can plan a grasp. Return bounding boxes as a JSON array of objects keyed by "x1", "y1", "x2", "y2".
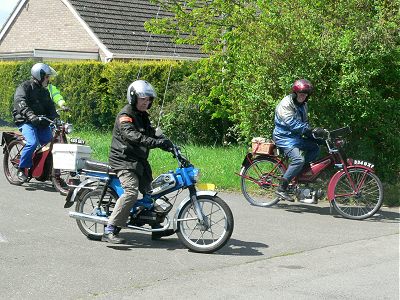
[{"x1": 0, "y1": 146, "x2": 399, "y2": 299}]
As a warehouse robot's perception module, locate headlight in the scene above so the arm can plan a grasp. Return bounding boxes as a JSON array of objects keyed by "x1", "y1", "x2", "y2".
[
  {"x1": 64, "y1": 123, "x2": 73, "y2": 134},
  {"x1": 190, "y1": 168, "x2": 200, "y2": 183}
]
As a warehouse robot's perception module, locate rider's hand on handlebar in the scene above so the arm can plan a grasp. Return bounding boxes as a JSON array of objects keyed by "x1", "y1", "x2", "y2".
[
  {"x1": 312, "y1": 127, "x2": 328, "y2": 139},
  {"x1": 29, "y1": 115, "x2": 40, "y2": 127},
  {"x1": 157, "y1": 138, "x2": 174, "y2": 151},
  {"x1": 39, "y1": 118, "x2": 51, "y2": 127}
]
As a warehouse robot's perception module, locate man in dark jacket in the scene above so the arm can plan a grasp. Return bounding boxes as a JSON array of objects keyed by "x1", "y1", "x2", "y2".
[
  {"x1": 12, "y1": 63, "x2": 59, "y2": 182},
  {"x1": 103, "y1": 80, "x2": 173, "y2": 244}
]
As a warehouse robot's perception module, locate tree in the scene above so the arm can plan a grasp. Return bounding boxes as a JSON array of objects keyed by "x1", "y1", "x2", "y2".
[{"x1": 147, "y1": 0, "x2": 400, "y2": 181}]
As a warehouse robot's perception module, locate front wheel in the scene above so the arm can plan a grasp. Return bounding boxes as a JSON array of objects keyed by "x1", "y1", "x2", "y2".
[
  {"x1": 3, "y1": 140, "x2": 24, "y2": 186},
  {"x1": 332, "y1": 169, "x2": 383, "y2": 220},
  {"x1": 176, "y1": 195, "x2": 234, "y2": 253},
  {"x1": 240, "y1": 157, "x2": 285, "y2": 207}
]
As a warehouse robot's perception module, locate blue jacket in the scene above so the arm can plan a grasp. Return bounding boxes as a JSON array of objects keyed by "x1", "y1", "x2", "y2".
[{"x1": 273, "y1": 93, "x2": 311, "y2": 149}]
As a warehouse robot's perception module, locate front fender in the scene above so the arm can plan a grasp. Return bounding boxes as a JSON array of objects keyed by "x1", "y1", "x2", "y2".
[
  {"x1": 173, "y1": 190, "x2": 218, "y2": 231},
  {"x1": 327, "y1": 165, "x2": 374, "y2": 201}
]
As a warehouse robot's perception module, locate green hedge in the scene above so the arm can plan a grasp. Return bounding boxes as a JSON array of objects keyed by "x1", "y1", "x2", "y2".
[
  {"x1": 0, "y1": 60, "x2": 193, "y2": 129},
  {"x1": 0, "y1": 58, "x2": 399, "y2": 183}
]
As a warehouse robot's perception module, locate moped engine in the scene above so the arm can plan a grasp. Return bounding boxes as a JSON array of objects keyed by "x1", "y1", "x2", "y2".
[
  {"x1": 129, "y1": 197, "x2": 172, "y2": 227},
  {"x1": 295, "y1": 186, "x2": 324, "y2": 203}
]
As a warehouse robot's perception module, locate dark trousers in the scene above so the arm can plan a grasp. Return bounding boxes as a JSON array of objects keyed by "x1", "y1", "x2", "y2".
[{"x1": 282, "y1": 140, "x2": 320, "y2": 182}]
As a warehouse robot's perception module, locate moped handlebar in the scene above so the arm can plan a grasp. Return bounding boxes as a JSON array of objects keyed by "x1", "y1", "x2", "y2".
[
  {"x1": 37, "y1": 116, "x2": 55, "y2": 123},
  {"x1": 170, "y1": 144, "x2": 192, "y2": 168},
  {"x1": 312, "y1": 129, "x2": 330, "y2": 140}
]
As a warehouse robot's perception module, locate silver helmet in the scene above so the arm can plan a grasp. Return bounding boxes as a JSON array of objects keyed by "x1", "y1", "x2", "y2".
[
  {"x1": 31, "y1": 63, "x2": 57, "y2": 82},
  {"x1": 127, "y1": 80, "x2": 157, "y2": 108}
]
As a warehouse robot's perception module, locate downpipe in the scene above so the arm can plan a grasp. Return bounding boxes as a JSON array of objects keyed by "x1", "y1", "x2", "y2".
[{"x1": 68, "y1": 211, "x2": 171, "y2": 232}]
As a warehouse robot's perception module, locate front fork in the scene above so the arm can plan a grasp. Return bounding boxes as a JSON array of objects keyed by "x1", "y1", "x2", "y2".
[{"x1": 189, "y1": 185, "x2": 209, "y2": 229}]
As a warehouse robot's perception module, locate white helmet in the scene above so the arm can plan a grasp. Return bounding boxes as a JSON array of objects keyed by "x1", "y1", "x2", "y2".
[
  {"x1": 31, "y1": 63, "x2": 57, "y2": 82},
  {"x1": 127, "y1": 80, "x2": 157, "y2": 108}
]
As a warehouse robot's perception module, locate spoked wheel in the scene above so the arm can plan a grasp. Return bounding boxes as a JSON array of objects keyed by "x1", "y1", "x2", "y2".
[
  {"x1": 332, "y1": 168, "x2": 383, "y2": 220},
  {"x1": 3, "y1": 140, "x2": 24, "y2": 186},
  {"x1": 75, "y1": 188, "x2": 118, "y2": 240},
  {"x1": 176, "y1": 195, "x2": 234, "y2": 253},
  {"x1": 240, "y1": 157, "x2": 285, "y2": 207},
  {"x1": 52, "y1": 168, "x2": 72, "y2": 195}
]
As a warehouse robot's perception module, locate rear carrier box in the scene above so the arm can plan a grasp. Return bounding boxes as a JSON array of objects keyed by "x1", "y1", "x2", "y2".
[
  {"x1": 52, "y1": 143, "x2": 92, "y2": 171},
  {"x1": 251, "y1": 137, "x2": 276, "y2": 155}
]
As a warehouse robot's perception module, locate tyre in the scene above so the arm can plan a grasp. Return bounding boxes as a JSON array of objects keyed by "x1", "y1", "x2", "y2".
[
  {"x1": 51, "y1": 168, "x2": 72, "y2": 196},
  {"x1": 3, "y1": 140, "x2": 24, "y2": 186},
  {"x1": 332, "y1": 168, "x2": 383, "y2": 220},
  {"x1": 240, "y1": 157, "x2": 284, "y2": 207},
  {"x1": 75, "y1": 188, "x2": 118, "y2": 240},
  {"x1": 176, "y1": 195, "x2": 234, "y2": 253}
]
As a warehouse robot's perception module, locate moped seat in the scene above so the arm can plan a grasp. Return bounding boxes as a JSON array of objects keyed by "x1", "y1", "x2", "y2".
[{"x1": 82, "y1": 160, "x2": 116, "y2": 175}]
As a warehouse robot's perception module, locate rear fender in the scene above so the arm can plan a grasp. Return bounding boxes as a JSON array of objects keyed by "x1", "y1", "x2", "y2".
[
  {"x1": 173, "y1": 190, "x2": 218, "y2": 231},
  {"x1": 327, "y1": 165, "x2": 374, "y2": 201},
  {"x1": 2, "y1": 131, "x2": 23, "y2": 149},
  {"x1": 241, "y1": 153, "x2": 254, "y2": 169},
  {"x1": 67, "y1": 178, "x2": 101, "y2": 204}
]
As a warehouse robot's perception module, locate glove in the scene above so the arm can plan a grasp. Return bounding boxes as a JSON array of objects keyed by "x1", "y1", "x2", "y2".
[
  {"x1": 39, "y1": 118, "x2": 51, "y2": 127},
  {"x1": 312, "y1": 127, "x2": 327, "y2": 139},
  {"x1": 61, "y1": 106, "x2": 70, "y2": 112},
  {"x1": 157, "y1": 138, "x2": 174, "y2": 151},
  {"x1": 28, "y1": 115, "x2": 40, "y2": 127}
]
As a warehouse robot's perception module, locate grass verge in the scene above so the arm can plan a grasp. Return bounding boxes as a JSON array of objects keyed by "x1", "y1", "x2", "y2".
[{"x1": 1, "y1": 127, "x2": 398, "y2": 206}]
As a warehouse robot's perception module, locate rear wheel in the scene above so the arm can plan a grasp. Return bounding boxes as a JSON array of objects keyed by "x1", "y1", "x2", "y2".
[
  {"x1": 3, "y1": 140, "x2": 24, "y2": 186},
  {"x1": 240, "y1": 157, "x2": 285, "y2": 207},
  {"x1": 176, "y1": 195, "x2": 234, "y2": 253},
  {"x1": 75, "y1": 188, "x2": 118, "y2": 240},
  {"x1": 332, "y1": 169, "x2": 383, "y2": 220}
]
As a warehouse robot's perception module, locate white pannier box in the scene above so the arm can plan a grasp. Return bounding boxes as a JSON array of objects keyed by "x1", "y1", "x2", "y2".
[{"x1": 52, "y1": 143, "x2": 92, "y2": 170}]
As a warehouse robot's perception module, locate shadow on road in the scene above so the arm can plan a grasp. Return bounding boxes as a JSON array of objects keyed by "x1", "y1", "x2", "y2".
[
  {"x1": 274, "y1": 202, "x2": 399, "y2": 223},
  {"x1": 105, "y1": 232, "x2": 268, "y2": 256},
  {"x1": 23, "y1": 182, "x2": 59, "y2": 193}
]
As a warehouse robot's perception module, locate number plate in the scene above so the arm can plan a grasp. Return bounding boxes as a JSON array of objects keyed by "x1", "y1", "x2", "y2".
[
  {"x1": 69, "y1": 138, "x2": 86, "y2": 145},
  {"x1": 353, "y1": 160, "x2": 374, "y2": 169}
]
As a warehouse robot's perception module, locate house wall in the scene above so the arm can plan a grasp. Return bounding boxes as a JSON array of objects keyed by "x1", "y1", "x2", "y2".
[{"x1": 0, "y1": 0, "x2": 99, "y2": 54}]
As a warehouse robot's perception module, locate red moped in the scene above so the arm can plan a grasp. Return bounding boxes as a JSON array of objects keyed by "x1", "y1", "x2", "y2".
[
  {"x1": 1, "y1": 116, "x2": 76, "y2": 195},
  {"x1": 238, "y1": 127, "x2": 383, "y2": 220}
]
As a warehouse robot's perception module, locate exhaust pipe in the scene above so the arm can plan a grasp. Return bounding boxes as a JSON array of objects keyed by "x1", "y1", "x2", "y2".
[
  {"x1": 69, "y1": 212, "x2": 173, "y2": 232},
  {"x1": 69, "y1": 211, "x2": 108, "y2": 225}
]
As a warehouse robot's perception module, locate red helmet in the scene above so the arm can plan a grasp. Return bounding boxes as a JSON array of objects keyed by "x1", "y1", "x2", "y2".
[{"x1": 292, "y1": 79, "x2": 313, "y2": 94}]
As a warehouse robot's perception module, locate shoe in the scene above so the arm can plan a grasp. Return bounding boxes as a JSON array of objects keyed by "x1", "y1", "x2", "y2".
[
  {"x1": 17, "y1": 168, "x2": 28, "y2": 183},
  {"x1": 275, "y1": 190, "x2": 294, "y2": 202},
  {"x1": 275, "y1": 187, "x2": 294, "y2": 202},
  {"x1": 101, "y1": 232, "x2": 126, "y2": 244},
  {"x1": 152, "y1": 229, "x2": 175, "y2": 240},
  {"x1": 151, "y1": 223, "x2": 175, "y2": 240}
]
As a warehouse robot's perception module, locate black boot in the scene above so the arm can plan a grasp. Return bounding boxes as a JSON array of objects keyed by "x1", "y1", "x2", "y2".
[
  {"x1": 151, "y1": 224, "x2": 175, "y2": 240},
  {"x1": 102, "y1": 225, "x2": 125, "y2": 244},
  {"x1": 275, "y1": 178, "x2": 294, "y2": 202},
  {"x1": 17, "y1": 168, "x2": 28, "y2": 183}
]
